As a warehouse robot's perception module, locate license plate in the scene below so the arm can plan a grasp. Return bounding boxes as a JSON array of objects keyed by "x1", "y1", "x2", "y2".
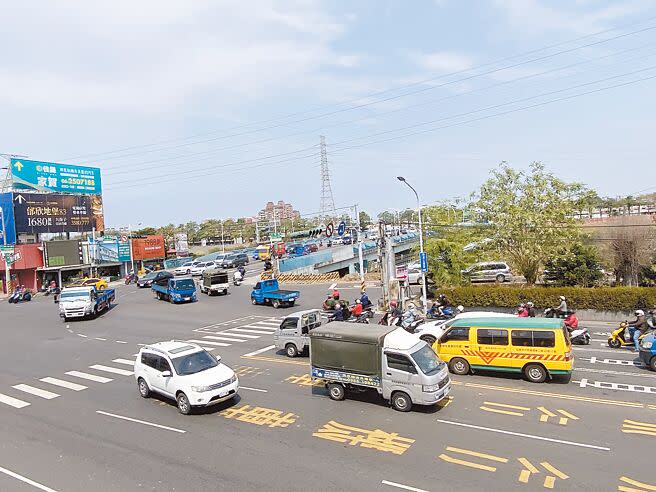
[
  {"x1": 443, "y1": 386, "x2": 450, "y2": 397},
  {"x1": 219, "y1": 391, "x2": 228, "y2": 398}
]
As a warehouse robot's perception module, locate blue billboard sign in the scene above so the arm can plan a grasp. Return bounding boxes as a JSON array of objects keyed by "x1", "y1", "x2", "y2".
[
  {"x1": 337, "y1": 221, "x2": 346, "y2": 236},
  {"x1": 11, "y1": 158, "x2": 102, "y2": 195},
  {"x1": 90, "y1": 237, "x2": 131, "y2": 263},
  {"x1": 0, "y1": 193, "x2": 17, "y2": 245}
]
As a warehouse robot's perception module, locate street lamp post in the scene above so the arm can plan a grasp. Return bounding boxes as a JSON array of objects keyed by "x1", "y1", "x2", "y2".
[
  {"x1": 1, "y1": 208, "x2": 10, "y2": 297},
  {"x1": 397, "y1": 176, "x2": 427, "y2": 316},
  {"x1": 220, "y1": 220, "x2": 225, "y2": 254}
]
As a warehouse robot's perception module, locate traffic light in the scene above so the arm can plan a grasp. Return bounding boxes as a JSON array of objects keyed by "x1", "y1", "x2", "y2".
[{"x1": 309, "y1": 228, "x2": 324, "y2": 238}]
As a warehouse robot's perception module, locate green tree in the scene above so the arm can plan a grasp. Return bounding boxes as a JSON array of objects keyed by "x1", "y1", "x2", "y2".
[
  {"x1": 377, "y1": 211, "x2": 395, "y2": 223},
  {"x1": 358, "y1": 211, "x2": 371, "y2": 229},
  {"x1": 543, "y1": 242, "x2": 604, "y2": 287},
  {"x1": 134, "y1": 226, "x2": 157, "y2": 236},
  {"x1": 475, "y1": 162, "x2": 584, "y2": 284}
]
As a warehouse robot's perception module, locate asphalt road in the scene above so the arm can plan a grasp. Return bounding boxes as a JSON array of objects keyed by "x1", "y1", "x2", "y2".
[{"x1": 0, "y1": 269, "x2": 654, "y2": 492}]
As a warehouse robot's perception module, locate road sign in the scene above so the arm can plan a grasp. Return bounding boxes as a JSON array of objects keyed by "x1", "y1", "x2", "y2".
[
  {"x1": 395, "y1": 265, "x2": 408, "y2": 281},
  {"x1": 337, "y1": 221, "x2": 346, "y2": 236},
  {"x1": 325, "y1": 223, "x2": 334, "y2": 237},
  {"x1": 120, "y1": 234, "x2": 128, "y2": 242},
  {"x1": 270, "y1": 233, "x2": 282, "y2": 240},
  {"x1": 420, "y1": 252, "x2": 428, "y2": 273}
]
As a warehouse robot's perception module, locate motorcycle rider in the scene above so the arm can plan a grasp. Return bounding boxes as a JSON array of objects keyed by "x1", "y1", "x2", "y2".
[
  {"x1": 359, "y1": 291, "x2": 371, "y2": 309},
  {"x1": 435, "y1": 293, "x2": 450, "y2": 317},
  {"x1": 556, "y1": 296, "x2": 568, "y2": 317},
  {"x1": 517, "y1": 303, "x2": 529, "y2": 317},
  {"x1": 340, "y1": 302, "x2": 351, "y2": 321},
  {"x1": 526, "y1": 301, "x2": 537, "y2": 318},
  {"x1": 233, "y1": 269, "x2": 243, "y2": 284},
  {"x1": 389, "y1": 299, "x2": 402, "y2": 318},
  {"x1": 263, "y1": 259, "x2": 273, "y2": 271},
  {"x1": 333, "y1": 302, "x2": 344, "y2": 321},
  {"x1": 237, "y1": 265, "x2": 246, "y2": 278},
  {"x1": 628, "y1": 310, "x2": 648, "y2": 351},
  {"x1": 331, "y1": 287, "x2": 340, "y2": 300},
  {"x1": 351, "y1": 299, "x2": 363, "y2": 317},
  {"x1": 564, "y1": 310, "x2": 579, "y2": 331}
]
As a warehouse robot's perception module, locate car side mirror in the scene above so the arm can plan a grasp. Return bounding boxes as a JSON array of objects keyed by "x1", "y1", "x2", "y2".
[{"x1": 162, "y1": 370, "x2": 172, "y2": 377}]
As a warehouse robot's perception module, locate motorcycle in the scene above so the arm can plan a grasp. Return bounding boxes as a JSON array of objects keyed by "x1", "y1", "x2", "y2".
[
  {"x1": 426, "y1": 306, "x2": 454, "y2": 320},
  {"x1": 544, "y1": 307, "x2": 566, "y2": 319},
  {"x1": 125, "y1": 273, "x2": 138, "y2": 285},
  {"x1": 346, "y1": 313, "x2": 370, "y2": 324},
  {"x1": 233, "y1": 271, "x2": 243, "y2": 286},
  {"x1": 8, "y1": 288, "x2": 32, "y2": 304},
  {"x1": 608, "y1": 321, "x2": 652, "y2": 348},
  {"x1": 568, "y1": 326, "x2": 591, "y2": 345}
]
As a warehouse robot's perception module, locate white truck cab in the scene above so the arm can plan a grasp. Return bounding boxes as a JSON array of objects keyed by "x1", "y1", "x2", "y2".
[
  {"x1": 59, "y1": 286, "x2": 114, "y2": 321},
  {"x1": 273, "y1": 309, "x2": 322, "y2": 357}
]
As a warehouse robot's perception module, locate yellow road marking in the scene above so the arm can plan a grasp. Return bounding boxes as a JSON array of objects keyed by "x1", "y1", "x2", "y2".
[
  {"x1": 618, "y1": 486, "x2": 648, "y2": 492},
  {"x1": 558, "y1": 410, "x2": 579, "y2": 420},
  {"x1": 622, "y1": 429, "x2": 656, "y2": 437},
  {"x1": 538, "y1": 406, "x2": 556, "y2": 422},
  {"x1": 445, "y1": 447, "x2": 509, "y2": 463},
  {"x1": 438, "y1": 454, "x2": 497, "y2": 472},
  {"x1": 544, "y1": 476, "x2": 556, "y2": 489},
  {"x1": 241, "y1": 355, "x2": 309, "y2": 366},
  {"x1": 438, "y1": 396, "x2": 454, "y2": 408},
  {"x1": 541, "y1": 462, "x2": 569, "y2": 480},
  {"x1": 619, "y1": 476, "x2": 656, "y2": 491},
  {"x1": 483, "y1": 401, "x2": 530, "y2": 411},
  {"x1": 518, "y1": 458, "x2": 539, "y2": 474},
  {"x1": 480, "y1": 406, "x2": 524, "y2": 417},
  {"x1": 518, "y1": 469, "x2": 531, "y2": 483},
  {"x1": 625, "y1": 419, "x2": 656, "y2": 429}
]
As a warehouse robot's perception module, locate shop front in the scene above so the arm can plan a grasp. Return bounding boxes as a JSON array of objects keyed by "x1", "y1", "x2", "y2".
[{"x1": 1, "y1": 243, "x2": 44, "y2": 294}]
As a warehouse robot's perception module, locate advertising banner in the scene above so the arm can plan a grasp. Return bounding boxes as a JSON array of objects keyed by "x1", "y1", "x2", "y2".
[
  {"x1": 12, "y1": 193, "x2": 104, "y2": 234},
  {"x1": 132, "y1": 235, "x2": 165, "y2": 260},
  {"x1": 90, "y1": 237, "x2": 131, "y2": 263},
  {"x1": 0, "y1": 193, "x2": 17, "y2": 245},
  {"x1": 174, "y1": 233, "x2": 189, "y2": 256},
  {"x1": 11, "y1": 158, "x2": 102, "y2": 195},
  {"x1": 44, "y1": 240, "x2": 83, "y2": 268}
]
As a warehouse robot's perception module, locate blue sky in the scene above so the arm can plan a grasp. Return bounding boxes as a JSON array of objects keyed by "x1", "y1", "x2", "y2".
[{"x1": 1, "y1": 0, "x2": 655, "y2": 227}]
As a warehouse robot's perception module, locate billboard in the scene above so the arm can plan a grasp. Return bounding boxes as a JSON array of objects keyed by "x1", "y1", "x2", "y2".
[
  {"x1": 132, "y1": 236, "x2": 165, "y2": 260},
  {"x1": 11, "y1": 158, "x2": 102, "y2": 195},
  {"x1": 174, "y1": 233, "x2": 189, "y2": 256},
  {"x1": 90, "y1": 237, "x2": 131, "y2": 263},
  {"x1": 43, "y1": 240, "x2": 83, "y2": 267},
  {"x1": 0, "y1": 193, "x2": 17, "y2": 245},
  {"x1": 13, "y1": 193, "x2": 104, "y2": 234}
]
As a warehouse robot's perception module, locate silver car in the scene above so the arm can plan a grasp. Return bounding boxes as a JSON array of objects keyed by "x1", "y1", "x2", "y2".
[{"x1": 462, "y1": 261, "x2": 512, "y2": 283}]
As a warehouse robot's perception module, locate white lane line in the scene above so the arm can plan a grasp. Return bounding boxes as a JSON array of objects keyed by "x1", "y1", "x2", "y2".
[
  {"x1": 575, "y1": 367, "x2": 656, "y2": 378},
  {"x1": 112, "y1": 358, "x2": 136, "y2": 366},
  {"x1": 89, "y1": 365, "x2": 133, "y2": 376},
  {"x1": 203, "y1": 335, "x2": 247, "y2": 343},
  {"x1": 576, "y1": 378, "x2": 656, "y2": 394},
  {"x1": 39, "y1": 377, "x2": 87, "y2": 391},
  {"x1": 12, "y1": 384, "x2": 59, "y2": 400},
  {"x1": 253, "y1": 321, "x2": 280, "y2": 327},
  {"x1": 574, "y1": 347, "x2": 636, "y2": 355},
  {"x1": 0, "y1": 465, "x2": 59, "y2": 492},
  {"x1": 382, "y1": 480, "x2": 428, "y2": 492},
  {"x1": 219, "y1": 331, "x2": 260, "y2": 339},
  {"x1": 0, "y1": 393, "x2": 31, "y2": 408},
  {"x1": 115, "y1": 340, "x2": 128, "y2": 344},
  {"x1": 242, "y1": 324, "x2": 277, "y2": 331},
  {"x1": 96, "y1": 410, "x2": 186, "y2": 434},
  {"x1": 201, "y1": 347, "x2": 215, "y2": 352},
  {"x1": 65, "y1": 371, "x2": 112, "y2": 383},
  {"x1": 240, "y1": 386, "x2": 268, "y2": 393},
  {"x1": 187, "y1": 339, "x2": 230, "y2": 347},
  {"x1": 76, "y1": 333, "x2": 88, "y2": 338},
  {"x1": 230, "y1": 327, "x2": 273, "y2": 335},
  {"x1": 95, "y1": 337, "x2": 107, "y2": 341},
  {"x1": 435, "y1": 419, "x2": 610, "y2": 451},
  {"x1": 243, "y1": 345, "x2": 276, "y2": 357}
]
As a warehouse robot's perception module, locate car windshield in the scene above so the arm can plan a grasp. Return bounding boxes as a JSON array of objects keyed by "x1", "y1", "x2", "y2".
[
  {"x1": 60, "y1": 291, "x2": 90, "y2": 301},
  {"x1": 171, "y1": 350, "x2": 218, "y2": 376},
  {"x1": 173, "y1": 279, "x2": 195, "y2": 290},
  {"x1": 410, "y1": 345, "x2": 445, "y2": 376},
  {"x1": 142, "y1": 272, "x2": 157, "y2": 280}
]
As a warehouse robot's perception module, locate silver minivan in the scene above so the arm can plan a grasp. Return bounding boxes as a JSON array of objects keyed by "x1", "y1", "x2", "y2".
[
  {"x1": 273, "y1": 309, "x2": 322, "y2": 357},
  {"x1": 462, "y1": 261, "x2": 512, "y2": 283}
]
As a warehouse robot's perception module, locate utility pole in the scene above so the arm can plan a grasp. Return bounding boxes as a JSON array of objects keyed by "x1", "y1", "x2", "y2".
[
  {"x1": 255, "y1": 221, "x2": 260, "y2": 244},
  {"x1": 319, "y1": 136, "x2": 336, "y2": 220},
  {"x1": 220, "y1": 220, "x2": 225, "y2": 253},
  {"x1": 1, "y1": 208, "x2": 10, "y2": 297},
  {"x1": 91, "y1": 227, "x2": 96, "y2": 278},
  {"x1": 378, "y1": 221, "x2": 388, "y2": 307},
  {"x1": 128, "y1": 223, "x2": 135, "y2": 274},
  {"x1": 355, "y1": 204, "x2": 365, "y2": 293}
]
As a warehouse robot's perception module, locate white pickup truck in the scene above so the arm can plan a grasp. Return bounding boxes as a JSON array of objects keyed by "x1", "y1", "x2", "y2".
[{"x1": 59, "y1": 286, "x2": 115, "y2": 321}]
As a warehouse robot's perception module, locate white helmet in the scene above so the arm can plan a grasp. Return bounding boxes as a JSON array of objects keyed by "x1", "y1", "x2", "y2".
[
  {"x1": 559, "y1": 296, "x2": 566, "y2": 301},
  {"x1": 456, "y1": 305, "x2": 464, "y2": 313},
  {"x1": 635, "y1": 309, "x2": 645, "y2": 316},
  {"x1": 527, "y1": 302, "x2": 534, "y2": 307}
]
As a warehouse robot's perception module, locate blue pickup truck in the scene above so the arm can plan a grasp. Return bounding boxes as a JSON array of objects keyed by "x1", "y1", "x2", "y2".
[
  {"x1": 152, "y1": 277, "x2": 197, "y2": 304},
  {"x1": 251, "y1": 279, "x2": 300, "y2": 309}
]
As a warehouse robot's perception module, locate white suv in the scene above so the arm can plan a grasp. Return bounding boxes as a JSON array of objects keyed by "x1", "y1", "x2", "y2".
[{"x1": 134, "y1": 341, "x2": 239, "y2": 414}]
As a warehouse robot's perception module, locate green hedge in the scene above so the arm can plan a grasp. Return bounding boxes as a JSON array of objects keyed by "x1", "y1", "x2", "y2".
[{"x1": 438, "y1": 285, "x2": 656, "y2": 312}]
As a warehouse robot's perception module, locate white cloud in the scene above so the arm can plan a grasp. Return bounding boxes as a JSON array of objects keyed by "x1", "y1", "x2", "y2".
[{"x1": 409, "y1": 51, "x2": 474, "y2": 73}]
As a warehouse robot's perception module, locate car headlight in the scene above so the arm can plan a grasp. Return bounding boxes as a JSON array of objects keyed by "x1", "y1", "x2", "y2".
[
  {"x1": 191, "y1": 385, "x2": 211, "y2": 393},
  {"x1": 423, "y1": 384, "x2": 439, "y2": 392},
  {"x1": 228, "y1": 374, "x2": 237, "y2": 384},
  {"x1": 642, "y1": 340, "x2": 653, "y2": 349}
]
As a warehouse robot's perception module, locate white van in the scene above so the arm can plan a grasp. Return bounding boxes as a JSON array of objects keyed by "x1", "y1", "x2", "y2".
[{"x1": 413, "y1": 311, "x2": 517, "y2": 345}]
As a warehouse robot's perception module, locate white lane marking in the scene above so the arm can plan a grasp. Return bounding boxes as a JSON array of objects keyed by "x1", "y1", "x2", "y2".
[
  {"x1": 89, "y1": 365, "x2": 133, "y2": 376},
  {"x1": 594, "y1": 332, "x2": 611, "y2": 336},
  {"x1": 187, "y1": 339, "x2": 230, "y2": 347},
  {"x1": 76, "y1": 333, "x2": 87, "y2": 338},
  {"x1": 65, "y1": 371, "x2": 112, "y2": 383},
  {"x1": 229, "y1": 327, "x2": 273, "y2": 335},
  {"x1": 242, "y1": 324, "x2": 277, "y2": 331},
  {"x1": 112, "y1": 358, "x2": 136, "y2": 366},
  {"x1": 579, "y1": 356, "x2": 645, "y2": 367},
  {"x1": 576, "y1": 378, "x2": 656, "y2": 394},
  {"x1": 12, "y1": 384, "x2": 59, "y2": 400},
  {"x1": 0, "y1": 465, "x2": 59, "y2": 492},
  {"x1": 382, "y1": 480, "x2": 429, "y2": 492},
  {"x1": 240, "y1": 386, "x2": 268, "y2": 393},
  {"x1": 574, "y1": 367, "x2": 656, "y2": 378},
  {"x1": 253, "y1": 321, "x2": 280, "y2": 327},
  {"x1": 115, "y1": 340, "x2": 128, "y2": 344},
  {"x1": 243, "y1": 345, "x2": 276, "y2": 357},
  {"x1": 39, "y1": 377, "x2": 87, "y2": 391},
  {"x1": 137, "y1": 343, "x2": 147, "y2": 346},
  {"x1": 95, "y1": 337, "x2": 107, "y2": 341},
  {"x1": 0, "y1": 393, "x2": 30, "y2": 408},
  {"x1": 574, "y1": 347, "x2": 636, "y2": 355},
  {"x1": 219, "y1": 331, "x2": 259, "y2": 339},
  {"x1": 96, "y1": 410, "x2": 186, "y2": 434},
  {"x1": 201, "y1": 347, "x2": 215, "y2": 352},
  {"x1": 203, "y1": 335, "x2": 247, "y2": 343},
  {"x1": 435, "y1": 419, "x2": 610, "y2": 451}
]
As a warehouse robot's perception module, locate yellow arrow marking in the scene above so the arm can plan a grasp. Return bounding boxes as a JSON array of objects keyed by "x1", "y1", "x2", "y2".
[
  {"x1": 538, "y1": 406, "x2": 556, "y2": 422},
  {"x1": 483, "y1": 401, "x2": 530, "y2": 411},
  {"x1": 619, "y1": 476, "x2": 656, "y2": 491},
  {"x1": 541, "y1": 462, "x2": 569, "y2": 480},
  {"x1": 518, "y1": 458, "x2": 539, "y2": 473},
  {"x1": 438, "y1": 454, "x2": 497, "y2": 472},
  {"x1": 13, "y1": 161, "x2": 23, "y2": 171},
  {"x1": 445, "y1": 447, "x2": 508, "y2": 463}
]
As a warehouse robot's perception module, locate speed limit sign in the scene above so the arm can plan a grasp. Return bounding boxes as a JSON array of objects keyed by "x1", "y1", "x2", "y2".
[{"x1": 325, "y1": 222, "x2": 334, "y2": 237}]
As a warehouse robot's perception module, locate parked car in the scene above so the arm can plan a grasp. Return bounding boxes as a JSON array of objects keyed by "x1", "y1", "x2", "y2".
[
  {"x1": 71, "y1": 277, "x2": 109, "y2": 290},
  {"x1": 134, "y1": 341, "x2": 239, "y2": 414},
  {"x1": 136, "y1": 271, "x2": 174, "y2": 288},
  {"x1": 191, "y1": 261, "x2": 217, "y2": 276},
  {"x1": 462, "y1": 261, "x2": 513, "y2": 283},
  {"x1": 342, "y1": 235, "x2": 353, "y2": 245},
  {"x1": 174, "y1": 261, "x2": 196, "y2": 275},
  {"x1": 221, "y1": 253, "x2": 249, "y2": 268},
  {"x1": 305, "y1": 243, "x2": 319, "y2": 253}
]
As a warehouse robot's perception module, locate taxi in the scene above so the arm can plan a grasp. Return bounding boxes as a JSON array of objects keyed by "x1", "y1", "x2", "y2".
[
  {"x1": 73, "y1": 277, "x2": 109, "y2": 290},
  {"x1": 432, "y1": 317, "x2": 572, "y2": 383}
]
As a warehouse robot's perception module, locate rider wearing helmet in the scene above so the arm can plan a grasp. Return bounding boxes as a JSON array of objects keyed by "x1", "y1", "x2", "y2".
[
  {"x1": 351, "y1": 299, "x2": 363, "y2": 317},
  {"x1": 556, "y1": 296, "x2": 568, "y2": 317},
  {"x1": 564, "y1": 310, "x2": 579, "y2": 331},
  {"x1": 628, "y1": 310, "x2": 648, "y2": 351},
  {"x1": 389, "y1": 299, "x2": 402, "y2": 318},
  {"x1": 517, "y1": 303, "x2": 529, "y2": 318},
  {"x1": 526, "y1": 301, "x2": 537, "y2": 318}
]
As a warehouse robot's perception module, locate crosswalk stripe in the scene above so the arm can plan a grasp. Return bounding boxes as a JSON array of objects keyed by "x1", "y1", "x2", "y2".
[
  {"x1": 0, "y1": 393, "x2": 30, "y2": 408},
  {"x1": 12, "y1": 384, "x2": 59, "y2": 400},
  {"x1": 242, "y1": 324, "x2": 277, "y2": 331},
  {"x1": 188, "y1": 339, "x2": 230, "y2": 347},
  {"x1": 39, "y1": 377, "x2": 87, "y2": 391},
  {"x1": 201, "y1": 347, "x2": 215, "y2": 351},
  {"x1": 230, "y1": 327, "x2": 274, "y2": 335},
  {"x1": 203, "y1": 335, "x2": 247, "y2": 343},
  {"x1": 89, "y1": 364, "x2": 133, "y2": 376},
  {"x1": 219, "y1": 331, "x2": 260, "y2": 339},
  {"x1": 65, "y1": 371, "x2": 113, "y2": 383},
  {"x1": 254, "y1": 321, "x2": 281, "y2": 327},
  {"x1": 112, "y1": 358, "x2": 136, "y2": 366}
]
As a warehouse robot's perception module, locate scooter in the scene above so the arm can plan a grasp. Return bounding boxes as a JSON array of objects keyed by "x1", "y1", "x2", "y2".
[
  {"x1": 568, "y1": 326, "x2": 591, "y2": 345},
  {"x1": 8, "y1": 289, "x2": 32, "y2": 304},
  {"x1": 125, "y1": 273, "x2": 138, "y2": 285},
  {"x1": 233, "y1": 271, "x2": 243, "y2": 286},
  {"x1": 544, "y1": 307, "x2": 566, "y2": 319},
  {"x1": 608, "y1": 321, "x2": 652, "y2": 348},
  {"x1": 346, "y1": 313, "x2": 370, "y2": 324},
  {"x1": 426, "y1": 306, "x2": 454, "y2": 320}
]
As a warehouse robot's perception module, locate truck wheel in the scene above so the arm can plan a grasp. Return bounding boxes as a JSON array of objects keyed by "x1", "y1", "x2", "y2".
[
  {"x1": 327, "y1": 383, "x2": 345, "y2": 401},
  {"x1": 524, "y1": 364, "x2": 547, "y2": 383},
  {"x1": 289, "y1": 300, "x2": 295, "y2": 307},
  {"x1": 391, "y1": 391, "x2": 412, "y2": 412},
  {"x1": 285, "y1": 344, "x2": 298, "y2": 358},
  {"x1": 272, "y1": 300, "x2": 281, "y2": 309},
  {"x1": 449, "y1": 358, "x2": 470, "y2": 375},
  {"x1": 251, "y1": 298, "x2": 257, "y2": 305},
  {"x1": 223, "y1": 289, "x2": 228, "y2": 295}
]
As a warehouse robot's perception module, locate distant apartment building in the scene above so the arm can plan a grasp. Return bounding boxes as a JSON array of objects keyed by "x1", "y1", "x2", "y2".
[{"x1": 256, "y1": 200, "x2": 300, "y2": 222}]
